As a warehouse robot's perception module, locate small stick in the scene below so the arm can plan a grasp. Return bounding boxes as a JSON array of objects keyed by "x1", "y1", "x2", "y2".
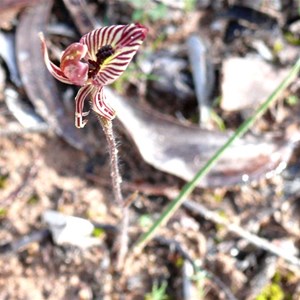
[
  {"x1": 154, "y1": 236, "x2": 238, "y2": 300},
  {"x1": 183, "y1": 199, "x2": 300, "y2": 267},
  {"x1": 98, "y1": 117, "x2": 128, "y2": 271},
  {"x1": 1, "y1": 164, "x2": 38, "y2": 207},
  {"x1": 0, "y1": 229, "x2": 50, "y2": 255},
  {"x1": 0, "y1": 124, "x2": 49, "y2": 136},
  {"x1": 241, "y1": 255, "x2": 277, "y2": 300}
]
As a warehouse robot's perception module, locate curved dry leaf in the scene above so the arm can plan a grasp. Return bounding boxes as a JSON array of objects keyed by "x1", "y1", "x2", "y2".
[
  {"x1": 0, "y1": 31, "x2": 21, "y2": 86},
  {"x1": 107, "y1": 88, "x2": 295, "y2": 187},
  {"x1": 219, "y1": 5, "x2": 278, "y2": 30},
  {"x1": 0, "y1": 0, "x2": 39, "y2": 9},
  {"x1": 0, "y1": 0, "x2": 41, "y2": 29},
  {"x1": 16, "y1": 0, "x2": 91, "y2": 152},
  {"x1": 5, "y1": 87, "x2": 47, "y2": 129},
  {"x1": 62, "y1": 0, "x2": 96, "y2": 35}
]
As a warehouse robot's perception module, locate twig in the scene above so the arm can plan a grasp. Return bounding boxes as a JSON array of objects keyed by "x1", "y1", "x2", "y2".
[
  {"x1": 0, "y1": 229, "x2": 50, "y2": 255},
  {"x1": 0, "y1": 124, "x2": 49, "y2": 136},
  {"x1": 154, "y1": 237, "x2": 238, "y2": 300},
  {"x1": 205, "y1": 269, "x2": 239, "y2": 300},
  {"x1": 0, "y1": 219, "x2": 117, "y2": 256},
  {"x1": 240, "y1": 255, "x2": 277, "y2": 300},
  {"x1": 183, "y1": 200, "x2": 300, "y2": 267},
  {"x1": 98, "y1": 176, "x2": 300, "y2": 267},
  {"x1": 98, "y1": 117, "x2": 128, "y2": 271},
  {"x1": 62, "y1": 0, "x2": 96, "y2": 35},
  {"x1": 1, "y1": 164, "x2": 38, "y2": 207},
  {"x1": 86, "y1": 173, "x2": 178, "y2": 198}
]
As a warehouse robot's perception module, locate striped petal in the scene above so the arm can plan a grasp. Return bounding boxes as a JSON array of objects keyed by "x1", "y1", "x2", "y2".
[
  {"x1": 80, "y1": 24, "x2": 148, "y2": 86},
  {"x1": 75, "y1": 84, "x2": 93, "y2": 128},
  {"x1": 91, "y1": 87, "x2": 116, "y2": 120},
  {"x1": 39, "y1": 32, "x2": 73, "y2": 85}
]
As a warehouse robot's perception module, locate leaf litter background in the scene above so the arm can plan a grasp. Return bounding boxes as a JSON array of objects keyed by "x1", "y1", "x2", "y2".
[{"x1": 1, "y1": 0, "x2": 300, "y2": 299}]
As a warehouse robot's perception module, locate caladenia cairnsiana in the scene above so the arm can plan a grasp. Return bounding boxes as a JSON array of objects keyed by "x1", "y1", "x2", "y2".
[
  {"x1": 40, "y1": 23, "x2": 148, "y2": 128},
  {"x1": 40, "y1": 24, "x2": 148, "y2": 269}
]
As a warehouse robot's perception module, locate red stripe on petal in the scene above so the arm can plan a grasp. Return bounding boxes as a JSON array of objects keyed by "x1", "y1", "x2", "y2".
[
  {"x1": 115, "y1": 49, "x2": 136, "y2": 57},
  {"x1": 103, "y1": 66, "x2": 123, "y2": 73},
  {"x1": 105, "y1": 69, "x2": 121, "y2": 76},
  {"x1": 90, "y1": 30, "x2": 97, "y2": 59},
  {"x1": 113, "y1": 25, "x2": 130, "y2": 45},
  {"x1": 109, "y1": 26, "x2": 124, "y2": 46},
  {"x1": 116, "y1": 30, "x2": 133, "y2": 48},
  {"x1": 39, "y1": 32, "x2": 73, "y2": 85},
  {"x1": 110, "y1": 61, "x2": 130, "y2": 67},
  {"x1": 105, "y1": 26, "x2": 114, "y2": 45},
  {"x1": 103, "y1": 72, "x2": 115, "y2": 80},
  {"x1": 92, "y1": 76, "x2": 106, "y2": 86},
  {"x1": 75, "y1": 85, "x2": 93, "y2": 128},
  {"x1": 113, "y1": 56, "x2": 133, "y2": 62},
  {"x1": 100, "y1": 27, "x2": 109, "y2": 48},
  {"x1": 92, "y1": 87, "x2": 115, "y2": 120},
  {"x1": 101, "y1": 72, "x2": 114, "y2": 81},
  {"x1": 118, "y1": 32, "x2": 143, "y2": 48}
]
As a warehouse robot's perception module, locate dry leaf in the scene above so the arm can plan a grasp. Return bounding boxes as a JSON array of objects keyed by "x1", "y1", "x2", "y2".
[
  {"x1": 0, "y1": 0, "x2": 41, "y2": 29},
  {"x1": 62, "y1": 0, "x2": 96, "y2": 35},
  {"x1": 108, "y1": 88, "x2": 295, "y2": 187},
  {"x1": 16, "y1": 0, "x2": 91, "y2": 151}
]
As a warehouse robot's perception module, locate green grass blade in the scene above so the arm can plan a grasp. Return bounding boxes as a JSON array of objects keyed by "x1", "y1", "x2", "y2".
[{"x1": 134, "y1": 57, "x2": 300, "y2": 252}]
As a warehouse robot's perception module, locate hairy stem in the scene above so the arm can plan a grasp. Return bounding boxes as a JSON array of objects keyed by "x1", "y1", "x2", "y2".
[
  {"x1": 98, "y1": 117, "x2": 128, "y2": 270},
  {"x1": 99, "y1": 118, "x2": 122, "y2": 204}
]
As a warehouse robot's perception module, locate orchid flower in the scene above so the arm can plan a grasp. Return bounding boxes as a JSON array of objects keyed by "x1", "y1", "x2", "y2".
[{"x1": 40, "y1": 24, "x2": 148, "y2": 128}]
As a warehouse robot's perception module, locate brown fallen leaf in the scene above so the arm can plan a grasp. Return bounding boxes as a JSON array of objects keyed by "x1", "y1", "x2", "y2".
[
  {"x1": 107, "y1": 88, "x2": 296, "y2": 187},
  {"x1": 0, "y1": 31, "x2": 21, "y2": 86},
  {"x1": 0, "y1": 64, "x2": 6, "y2": 99},
  {"x1": 16, "y1": 0, "x2": 91, "y2": 152},
  {"x1": 62, "y1": 0, "x2": 96, "y2": 35},
  {"x1": 0, "y1": 0, "x2": 41, "y2": 29},
  {"x1": 5, "y1": 87, "x2": 48, "y2": 130},
  {"x1": 15, "y1": 1, "x2": 295, "y2": 187},
  {"x1": 0, "y1": 0, "x2": 39, "y2": 9}
]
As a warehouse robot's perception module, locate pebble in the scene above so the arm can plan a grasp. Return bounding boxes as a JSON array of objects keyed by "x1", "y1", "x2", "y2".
[{"x1": 221, "y1": 56, "x2": 289, "y2": 111}]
